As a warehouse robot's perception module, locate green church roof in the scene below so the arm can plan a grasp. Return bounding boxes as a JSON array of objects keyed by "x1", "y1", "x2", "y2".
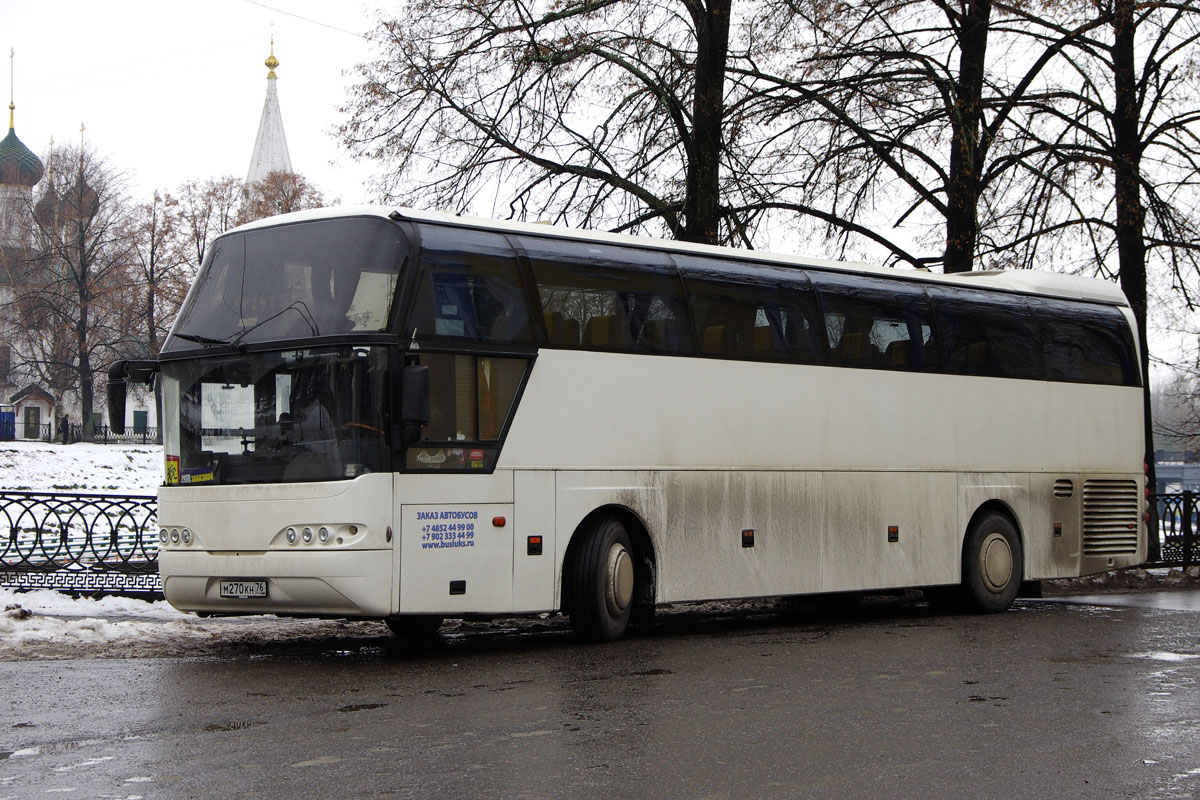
[{"x1": 0, "y1": 126, "x2": 44, "y2": 187}]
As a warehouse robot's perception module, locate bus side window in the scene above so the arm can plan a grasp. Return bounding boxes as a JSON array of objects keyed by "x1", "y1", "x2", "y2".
[
  {"x1": 519, "y1": 236, "x2": 691, "y2": 355},
  {"x1": 931, "y1": 289, "x2": 1042, "y2": 380},
  {"x1": 675, "y1": 257, "x2": 825, "y2": 364},
  {"x1": 813, "y1": 273, "x2": 936, "y2": 372},
  {"x1": 1029, "y1": 298, "x2": 1140, "y2": 386},
  {"x1": 409, "y1": 226, "x2": 533, "y2": 345}
]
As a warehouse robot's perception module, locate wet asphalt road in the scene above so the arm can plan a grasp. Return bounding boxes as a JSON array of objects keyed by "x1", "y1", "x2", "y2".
[{"x1": 3, "y1": 594, "x2": 1199, "y2": 800}]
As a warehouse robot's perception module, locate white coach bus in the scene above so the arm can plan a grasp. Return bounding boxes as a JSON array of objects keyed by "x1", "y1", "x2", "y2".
[{"x1": 108, "y1": 207, "x2": 1146, "y2": 641}]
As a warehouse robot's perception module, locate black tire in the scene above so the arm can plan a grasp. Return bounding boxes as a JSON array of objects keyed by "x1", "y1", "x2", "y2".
[
  {"x1": 564, "y1": 516, "x2": 636, "y2": 642},
  {"x1": 960, "y1": 511, "x2": 1023, "y2": 613},
  {"x1": 385, "y1": 614, "x2": 443, "y2": 639}
]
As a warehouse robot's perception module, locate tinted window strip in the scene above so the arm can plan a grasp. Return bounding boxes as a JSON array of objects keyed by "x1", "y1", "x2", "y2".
[{"x1": 409, "y1": 223, "x2": 1138, "y2": 386}]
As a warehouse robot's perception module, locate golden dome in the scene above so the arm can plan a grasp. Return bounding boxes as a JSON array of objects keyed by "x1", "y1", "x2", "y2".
[{"x1": 265, "y1": 40, "x2": 279, "y2": 79}]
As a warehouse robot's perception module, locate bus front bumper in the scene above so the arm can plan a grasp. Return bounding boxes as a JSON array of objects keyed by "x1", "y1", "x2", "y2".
[{"x1": 159, "y1": 549, "x2": 393, "y2": 618}]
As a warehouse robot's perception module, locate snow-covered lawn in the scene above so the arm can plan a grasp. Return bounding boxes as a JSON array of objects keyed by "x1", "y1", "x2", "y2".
[
  {"x1": 0, "y1": 441, "x2": 383, "y2": 660},
  {"x1": 0, "y1": 440, "x2": 163, "y2": 495}
]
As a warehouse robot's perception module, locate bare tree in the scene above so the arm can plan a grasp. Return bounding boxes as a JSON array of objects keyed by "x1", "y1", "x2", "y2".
[
  {"x1": 126, "y1": 191, "x2": 192, "y2": 438},
  {"x1": 1153, "y1": 365, "x2": 1200, "y2": 456},
  {"x1": 18, "y1": 144, "x2": 134, "y2": 437},
  {"x1": 128, "y1": 192, "x2": 191, "y2": 356},
  {"x1": 239, "y1": 170, "x2": 326, "y2": 224},
  {"x1": 341, "y1": 0, "x2": 756, "y2": 245},
  {"x1": 727, "y1": 1, "x2": 1129, "y2": 271},
  {"x1": 175, "y1": 176, "x2": 242, "y2": 271}
]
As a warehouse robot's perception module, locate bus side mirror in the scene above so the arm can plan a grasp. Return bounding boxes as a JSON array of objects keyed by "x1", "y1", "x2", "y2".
[
  {"x1": 107, "y1": 359, "x2": 159, "y2": 435},
  {"x1": 399, "y1": 365, "x2": 430, "y2": 447},
  {"x1": 107, "y1": 361, "x2": 128, "y2": 435}
]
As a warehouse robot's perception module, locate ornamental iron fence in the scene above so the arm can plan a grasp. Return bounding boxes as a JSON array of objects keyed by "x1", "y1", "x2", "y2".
[
  {"x1": 0, "y1": 423, "x2": 160, "y2": 445},
  {"x1": 1151, "y1": 491, "x2": 1197, "y2": 568},
  {"x1": 0, "y1": 491, "x2": 160, "y2": 596}
]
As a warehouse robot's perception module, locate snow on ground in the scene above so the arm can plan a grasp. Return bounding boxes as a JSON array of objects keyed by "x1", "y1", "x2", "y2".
[
  {"x1": 0, "y1": 587, "x2": 386, "y2": 661},
  {"x1": 0, "y1": 440, "x2": 163, "y2": 495}
]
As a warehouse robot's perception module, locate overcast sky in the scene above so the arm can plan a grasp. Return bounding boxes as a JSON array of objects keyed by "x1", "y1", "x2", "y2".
[{"x1": 6, "y1": 0, "x2": 381, "y2": 204}]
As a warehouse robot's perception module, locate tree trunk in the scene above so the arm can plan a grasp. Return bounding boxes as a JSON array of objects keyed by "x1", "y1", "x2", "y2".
[
  {"x1": 680, "y1": 0, "x2": 730, "y2": 245},
  {"x1": 1110, "y1": 0, "x2": 1157, "y2": 559},
  {"x1": 943, "y1": 0, "x2": 991, "y2": 274}
]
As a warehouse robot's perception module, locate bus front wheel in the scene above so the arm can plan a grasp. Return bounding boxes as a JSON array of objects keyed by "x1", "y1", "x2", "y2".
[
  {"x1": 961, "y1": 512, "x2": 1023, "y2": 613},
  {"x1": 565, "y1": 516, "x2": 635, "y2": 642}
]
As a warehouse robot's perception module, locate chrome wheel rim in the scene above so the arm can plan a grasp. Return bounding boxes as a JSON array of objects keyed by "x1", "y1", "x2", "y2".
[
  {"x1": 604, "y1": 542, "x2": 634, "y2": 617},
  {"x1": 980, "y1": 532, "x2": 1014, "y2": 593}
]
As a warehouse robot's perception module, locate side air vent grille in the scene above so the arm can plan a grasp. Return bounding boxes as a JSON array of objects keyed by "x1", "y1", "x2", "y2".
[
  {"x1": 1082, "y1": 479, "x2": 1139, "y2": 555},
  {"x1": 1053, "y1": 479, "x2": 1074, "y2": 498}
]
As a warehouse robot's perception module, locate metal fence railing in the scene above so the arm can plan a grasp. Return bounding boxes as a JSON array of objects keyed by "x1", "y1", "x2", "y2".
[
  {"x1": 0, "y1": 491, "x2": 160, "y2": 596},
  {"x1": 72, "y1": 424, "x2": 161, "y2": 445},
  {"x1": 1151, "y1": 491, "x2": 1197, "y2": 568},
  {"x1": 0, "y1": 423, "x2": 161, "y2": 445}
]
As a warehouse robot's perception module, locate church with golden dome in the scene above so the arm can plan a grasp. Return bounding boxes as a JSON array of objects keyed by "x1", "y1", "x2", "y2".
[{"x1": 0, "y1": 43, "x2": 300, "y2": 440}]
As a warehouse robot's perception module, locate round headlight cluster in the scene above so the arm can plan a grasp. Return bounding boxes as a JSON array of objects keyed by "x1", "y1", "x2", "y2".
[
  {"x1": 159, "y1": 527, "x2": 195, "y2": 546},
  {"x1": 283, "y1": 525, "x2": 347, "y2": 546}
]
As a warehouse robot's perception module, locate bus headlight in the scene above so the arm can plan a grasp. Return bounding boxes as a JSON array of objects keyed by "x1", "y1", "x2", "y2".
[
  {"x1": 285, "y1": 527, "x2": 297, "y2": 544},
  {"x1": 159, "y1": 529, "x2": 168, "y2": 544},
  {"x1": 170, "y1": 529, "x2": 180, "y2": 544},
  {"x1": 318, "y1": 526, "x2": 330, "y2": 544},
  {"x1": 302, "y1": 527, "x2": 313, "y2": 543},
  {"x1": 181, "y1": 529, "x2": 192, "y2": 545}
]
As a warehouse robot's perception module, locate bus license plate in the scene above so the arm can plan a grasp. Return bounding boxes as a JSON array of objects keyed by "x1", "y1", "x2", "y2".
[{"x1": 220, "y1": 580, "x2": 267, "y2": 599}]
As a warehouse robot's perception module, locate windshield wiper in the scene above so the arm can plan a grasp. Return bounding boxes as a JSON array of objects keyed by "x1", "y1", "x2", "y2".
[
  {"x1": 229, "y1": 302, "x2": 320, "y2": 347},
  {"x1": 173, "y1": 332, "x2": 231, "y2": 346}
]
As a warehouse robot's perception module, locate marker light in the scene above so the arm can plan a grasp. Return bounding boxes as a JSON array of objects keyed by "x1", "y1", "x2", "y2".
[{"x1": 493, "y1": 516, "x2": 506, "y2": 527}]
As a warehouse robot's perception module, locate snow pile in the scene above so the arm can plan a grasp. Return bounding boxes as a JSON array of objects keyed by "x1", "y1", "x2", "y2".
[
  {"x1": 0, "y1": 440, "x2": 162, "y2": 494},
  {"x1": 0, "y1": 588, "x2": 385, "y2": 660}
]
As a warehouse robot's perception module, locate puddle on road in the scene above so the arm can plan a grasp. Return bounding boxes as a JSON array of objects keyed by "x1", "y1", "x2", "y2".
[
  {"x1": 1038, "y1": 590, "x2": 1200, "y2": 613},
  {"x1": 1128, "y1": 651, "x2": 1200, "y2": 663},
  {"x1": 338, "y1": 703, "x2": 389, "y2": 713}
]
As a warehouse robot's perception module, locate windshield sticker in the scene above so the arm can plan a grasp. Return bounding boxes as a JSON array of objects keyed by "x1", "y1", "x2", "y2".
[
  {"x1": 166, "y1": 455, "x2": 180, "y2": 485},
  {"x1": 469, "y1": 449, "x2": 484, "y2": 469},
  {"x1": 181, "y1": 467, "x2": 215, "y2": 485}
]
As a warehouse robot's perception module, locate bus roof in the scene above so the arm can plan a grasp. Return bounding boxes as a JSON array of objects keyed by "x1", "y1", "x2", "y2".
[{"x1": 231, "y1": 205, "x2": 1130, "y2": 307}]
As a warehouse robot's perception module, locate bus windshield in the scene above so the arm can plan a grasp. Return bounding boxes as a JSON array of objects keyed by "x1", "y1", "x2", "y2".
[
  {"x1": 161, "y1": 346, "x2": 393, "y2": 485},
  {"x1": 164, "y1": 217, "x2": 407, "y2": 352}
]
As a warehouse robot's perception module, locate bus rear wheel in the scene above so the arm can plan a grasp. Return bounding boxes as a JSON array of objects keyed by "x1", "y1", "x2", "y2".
[
  {"x1": 565, "y1": 516, "x2": 635, "y2": 642},
  {"x1": 961, "y1": 512, "x2": 1023, "y2": 613}
]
